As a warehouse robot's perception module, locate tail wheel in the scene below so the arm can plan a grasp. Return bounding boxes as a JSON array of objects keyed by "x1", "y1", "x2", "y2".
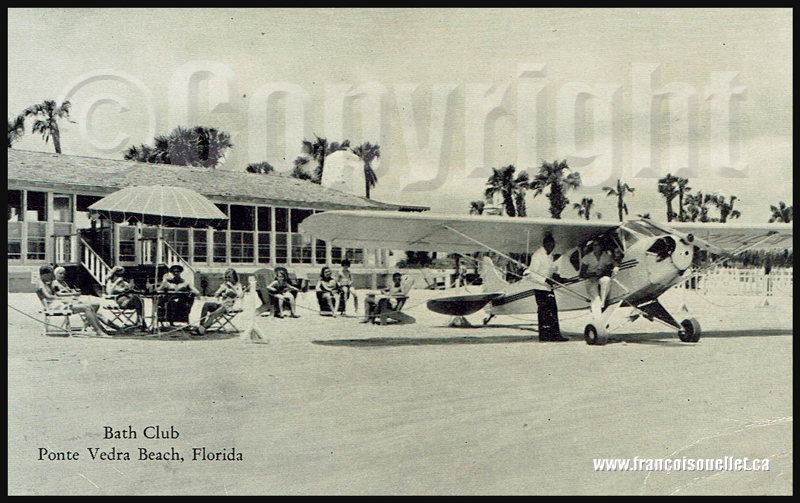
[
  {"x1": 585, "y1": 324, "x2": 608, "y2": 345},
  {"x1": 679, "y1": 318, "x2": 701, "y2": 343}
]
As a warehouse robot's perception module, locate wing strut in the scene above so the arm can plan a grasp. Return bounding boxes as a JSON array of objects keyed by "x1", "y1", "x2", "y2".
[
  {"x1": 440, "y1": 225, "x2": 592, "y2": 302},
  {"x1": 678, "y1": 231, "x2": 780, "y2": 288}
]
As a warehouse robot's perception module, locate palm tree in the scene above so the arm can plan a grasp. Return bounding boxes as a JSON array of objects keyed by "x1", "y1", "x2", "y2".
[
  {"x1": 513, "y1": 170, "x2": 530, "y2": 217},
  {"x1": 676, "y1": 177, "x2": 691, "y2": 221},
  {"x1": 301, "y1": 136, "x2": 351, "y2": 184},
  {"x1": 165, "y1": 126, "x2": 200, "y2": 166},
  {"x1": 123, "y1": 143, "x2": 156, "y2": 163},
  {"x1": 193, "y1": 126, "x2": 233, "y2": 168},
  {"x1": 245, "y1": 161, "x2": 275, "y2": 174},
  {"x1": 351, "y1": 142, "x2": 380, "y2": 198},
  {"x1": 469, "y1": 200, "x2": 485, "y2": 215},
  {"x1": 290, "y1": 156, "x2": 314, "y2": 181},
  {"x1": 684, "y1": 191, "x2": 715, "y2": 222},
  {"x1": 7, "y1": 114, "x2": 25, "y2": 148},
  {"x1": 657, "y1": 173, "x2": 680, "y2": 221},
  {"x1": 603, "y1": 179, "x2": 635, "y2": 222},
  {"x1": 24, "y1": 100, "x2": 72, "y2": 153},
  {"x1": 485, "y1": 165, "x2": 529, "y2": 217},
  {"x1": 709, "y1": 194, "x2": 741, "y2": 223},
  {"x1": 530, "y1": 160, "x2": 582, "y2": 219},
  {"x1": 768, "y1": 202, "x2": 793, "y2": 223},
  {"x1": 572, "y1": 197, "x2": 595, "y2": 220}
]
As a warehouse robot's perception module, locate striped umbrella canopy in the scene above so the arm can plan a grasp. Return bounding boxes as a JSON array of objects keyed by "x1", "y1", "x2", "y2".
[{"x1": 88, "y1": 185, "x2": 228, "y2": 228}]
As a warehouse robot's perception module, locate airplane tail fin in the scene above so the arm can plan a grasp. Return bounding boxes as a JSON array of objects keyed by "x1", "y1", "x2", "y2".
[{"x1": 481, "y1": 256, "x2": 508, "y2": 293}]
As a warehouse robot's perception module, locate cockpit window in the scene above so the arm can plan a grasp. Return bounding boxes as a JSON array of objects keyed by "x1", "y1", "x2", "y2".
[
  {"x1": 618, "y1": 228, "x2": 639, "y2": 250},
  {"x1": 622, "y1": 221, "x2": 668, "y2": 238}
]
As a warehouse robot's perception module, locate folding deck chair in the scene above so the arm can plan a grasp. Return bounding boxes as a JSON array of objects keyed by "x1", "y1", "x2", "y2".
[
  {"x1": 36, "y1": 291, "x2": 86, "y2": 337},
  {"x1": 367, "y1": 275, "x2": 417, "y2": 326},
  {"x1": 207, "y1": 308, "x2": 243, "y2": 333},
  {"x1": 102, "y1": 294, "x2": 140, "y2": 329}
]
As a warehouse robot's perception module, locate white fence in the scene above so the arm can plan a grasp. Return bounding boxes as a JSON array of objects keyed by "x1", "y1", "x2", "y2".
[{"x1": 676, "y1": 267, "x2": 793, "y2": 297}]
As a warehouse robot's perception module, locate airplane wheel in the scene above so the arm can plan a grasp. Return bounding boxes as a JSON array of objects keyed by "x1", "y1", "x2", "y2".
[
  {"x1": 585, "y1": 324, "x2": 608, "y2": 345},
  {"x1": 482, "y1": 315, "x2": 492, "y2": 326},
  {"x1": 679, "y1": 318, "x2": 701, "y2": 343}
]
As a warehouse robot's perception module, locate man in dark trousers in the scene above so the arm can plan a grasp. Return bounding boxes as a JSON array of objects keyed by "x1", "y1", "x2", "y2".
[{"x1": 527, "y1": 234, "x2": 567, "y2": 342}]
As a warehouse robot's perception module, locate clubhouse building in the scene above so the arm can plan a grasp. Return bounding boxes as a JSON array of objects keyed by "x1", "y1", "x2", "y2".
[{"x1": 8, "y1": 149, "x2": 427, "y2": 293}]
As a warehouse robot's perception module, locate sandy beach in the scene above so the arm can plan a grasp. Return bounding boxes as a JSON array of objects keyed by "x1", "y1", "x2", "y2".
[{"x1": 7, "y1": 288, "x2": 793, "y2": 495}]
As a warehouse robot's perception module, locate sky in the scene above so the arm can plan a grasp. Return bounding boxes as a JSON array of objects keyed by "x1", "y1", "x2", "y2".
[{"x1": 8, "y1": 8, "x2": 793, "y2": 223}]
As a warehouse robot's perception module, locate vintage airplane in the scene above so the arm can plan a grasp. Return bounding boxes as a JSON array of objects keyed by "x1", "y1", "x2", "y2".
[{"x1": 300, "y1": 211, "x2": 792, "y2": 345}]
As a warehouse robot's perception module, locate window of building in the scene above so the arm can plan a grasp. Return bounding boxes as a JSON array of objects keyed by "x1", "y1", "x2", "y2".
[
  {"x1": 163, "y1": 228, "x2": 190, "y2": 259},
  {"x1": 26, "y1": 191, "x2": 47, "y2": 222},
  {"x1": 213, "y1": 231, "x2": 227, "y2": 263},
  {"x1": 231, "y1": 231, "x2": 254, "y2": 263},
  {"x1": 8, "y1": 190, "x2": 22, "y2": 260},
  {"x1": 53, "y1": 194, "x2": 72, "y2": 222},
  {"x1": 75, "y1": 194, "x2": 103, "y2": 229},
  {"x1": 230, "y1": 205, "x2": 255, "y2": 231},
  {"x1": 275, "y1": 233, "x2": 288, "y2": 264},
  {"x1": 8, "y1": 190, "x2": 22, "y2": 222},
  {"x1": 291, "y1": 234, "x2": 312, "y2": 264},
  {"x1": 193, "y1": 229, "x2": 208, "y2": 263},
  {"x1": 344, "y1": 248, "x2": 364, "y2": 265},
  {"x1": 25, "y1": 191, "x2": 47, "y2": 261},
  {"x1": 258, "y1": 233, "x2": 270, "y2": 263},
  {"x1": 119, "y1": 224, "x2": 137, "y2": 263},
  {"x1": 275, "y1": 208, "x2": 288, "y2": 232},
  {"x1": 315, "y1": 239, "x2": 327, "y2": 265},
  {"x1": 27, "y1": 221, "x2": 46, "y2": 261},
  {"x1": 8, "y1": 224, "x2": 22, "y2": 260},
  {"x1": 257, "y1": 207, "x2": 272, "y2": 231}
]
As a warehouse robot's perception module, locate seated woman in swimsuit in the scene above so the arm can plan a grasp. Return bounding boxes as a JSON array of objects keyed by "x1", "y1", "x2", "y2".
[
  {"x1": 37, "y1": 265, "x2": 114, "y2": 335},
  {"x1": 197, "y1": 268, "x2": 243, "y2": 334},
  {"x1": 317, "y1": 266, "x2": 341, "y2": 317},
  {"x1": 266, "y1": 267, "x2": 299, "y2": 318},
  {"x1": 105, "y1": 266, "x2": 145, "y2": 328}
]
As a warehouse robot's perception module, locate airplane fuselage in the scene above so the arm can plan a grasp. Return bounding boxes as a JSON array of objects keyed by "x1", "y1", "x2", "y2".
[{"x1": 485, "y1": 232, "x2": 695, "y2": 316}]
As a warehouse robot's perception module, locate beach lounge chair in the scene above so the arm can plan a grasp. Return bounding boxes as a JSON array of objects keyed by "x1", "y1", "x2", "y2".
[
  {"x1": 36, "y1": 291, "x2": 85, "y2": 337},
  {"x1": 368, "y1": 275, "x2": 416, "y2": 326},
  {"x1": 316, "y1": 289, "x2": 346, "y2": 316},
  {"x1": 255, "y1": 268, "x2": 307, "y2": 316}
]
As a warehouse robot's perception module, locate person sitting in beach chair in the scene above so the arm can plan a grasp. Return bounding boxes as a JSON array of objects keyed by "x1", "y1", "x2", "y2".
[
  {"x1": 335, "y1": 259, "x2": 358, "y2": 314},
  {"x1": 197, "y1": 268, "x2": 244, "y2": 334},
  {"x1": 316, "y1": 266, "x2": 341, "y2": 317},
  {"x1": 104, "y1": 266, "x2": 145, "y2": 329},
  {"x1": 266, "y1": 267, "x2": 300, "y2": 318},
  {"x1": 157, "y1": 264, "x2": 200, "y2": 325},
  {"x1": 362, "y1": 272, "x2": 416, "y2": 325},
  {"x1": 37, "y1": 265, "x2": 113, "y2": 336}
]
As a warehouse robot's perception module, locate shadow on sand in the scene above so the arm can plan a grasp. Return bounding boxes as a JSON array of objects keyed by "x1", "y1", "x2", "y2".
[
  {"x1": 314, "y1": 334, "x2": 539, "y2": 348},
  {"x1": 314, "y1": 328, "x2": 791, "y2": 348},
  {"x1": 50, "y1": 329, "x2": 240, "y2": 342}
]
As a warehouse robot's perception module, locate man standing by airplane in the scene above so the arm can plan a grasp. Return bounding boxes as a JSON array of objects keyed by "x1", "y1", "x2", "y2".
[{"x1": 527, "y1": 234, "x2": 568, "y2": 342}]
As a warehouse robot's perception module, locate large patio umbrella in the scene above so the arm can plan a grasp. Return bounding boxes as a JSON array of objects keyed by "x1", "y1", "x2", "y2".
[{"x1": 88, "y1": 185, "x2": 228, "y2": 228}]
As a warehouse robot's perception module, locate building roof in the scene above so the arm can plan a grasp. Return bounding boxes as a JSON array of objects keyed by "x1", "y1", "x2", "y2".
[{"x1": 7, "y1": 149, "x2": 429, "y2": 212}]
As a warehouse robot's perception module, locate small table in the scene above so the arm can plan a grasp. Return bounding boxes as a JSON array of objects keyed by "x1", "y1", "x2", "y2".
[{"x1": 138, "y1": 291, "x2": 195, "y2": 334}]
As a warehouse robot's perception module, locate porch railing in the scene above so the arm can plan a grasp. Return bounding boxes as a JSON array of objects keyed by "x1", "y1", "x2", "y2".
[
  {"x1": 141, "y1": 238, "x2": 195, "y2": 285},
  {"x1": 80, "y1": 238, "x2": 112, "y2": 286}
]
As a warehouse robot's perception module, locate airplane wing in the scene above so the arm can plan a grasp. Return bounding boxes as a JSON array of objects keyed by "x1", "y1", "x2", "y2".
[
  {"x1": 299, "y1": 210, "x2": 618, "y2": 254},
  {"x1": 665, "y1": 222, "x2": 793, "y2": 251}
]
